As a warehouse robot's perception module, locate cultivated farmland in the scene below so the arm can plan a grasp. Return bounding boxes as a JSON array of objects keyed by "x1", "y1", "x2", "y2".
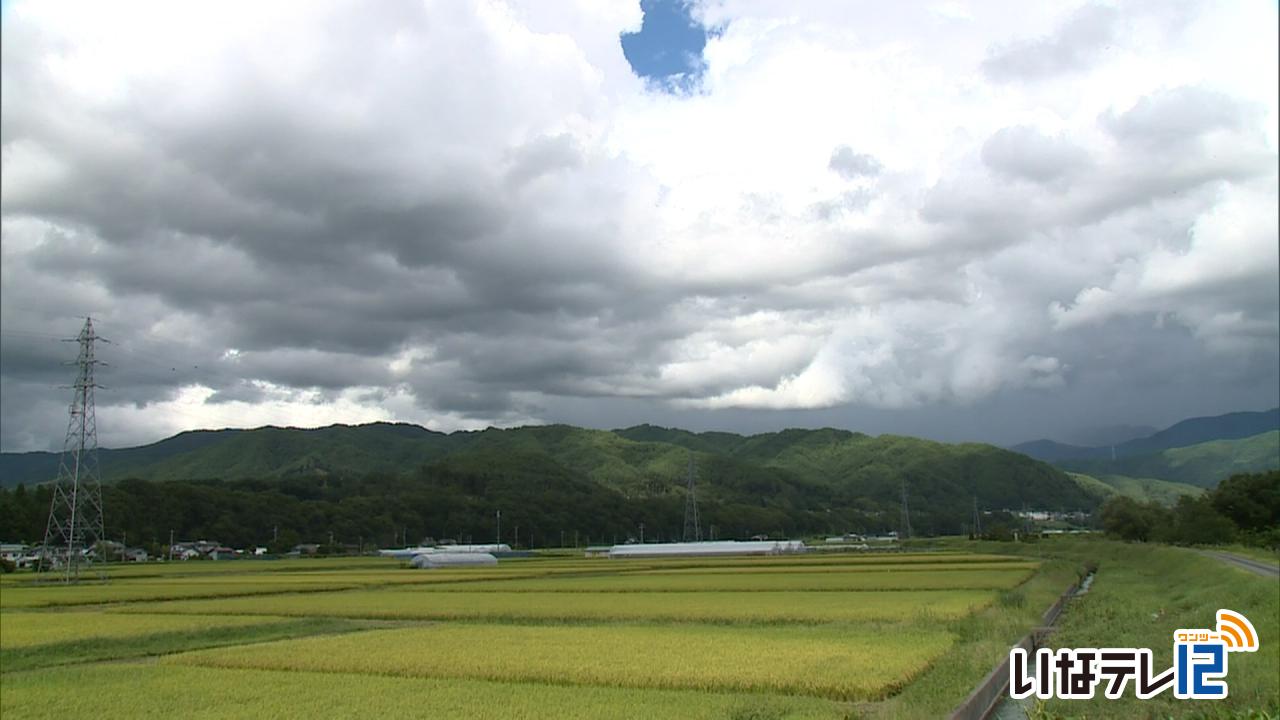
[
  {"x1": 5, "y1": 540, "x2": 1273, "y2": 718},
  {"x1": 0, "y1": 548, "x2": 1046, "y2": 718}
]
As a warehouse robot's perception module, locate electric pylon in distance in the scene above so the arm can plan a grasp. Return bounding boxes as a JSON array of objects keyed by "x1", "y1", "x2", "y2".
[{"x1": 38, "y1": 317, "x2": 107, "y2": 581}]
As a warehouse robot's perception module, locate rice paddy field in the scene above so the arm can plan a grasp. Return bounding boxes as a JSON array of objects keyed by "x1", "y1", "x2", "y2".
[{"x1": 2, "y1": 540, "x2": 1275, "y2": 719}]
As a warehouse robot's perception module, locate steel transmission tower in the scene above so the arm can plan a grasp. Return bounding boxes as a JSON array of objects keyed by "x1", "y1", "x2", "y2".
[
  {"x1": 39, "y1": 318, "x2": 107, "y2": 581},
  {"x1": 682, "y1": 452, "x2": 701, "y2": 542},
  {"x1": 899, "y1": 479, "x2": 912, "y2": 540}
]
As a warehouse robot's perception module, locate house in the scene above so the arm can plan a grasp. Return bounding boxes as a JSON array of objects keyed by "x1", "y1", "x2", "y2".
[
  {"x1": 0, "y1": 543, "x2": 27, "y2": 562},
  {"x1": 122, "y1": 547, "x2": 149, "y2": 562},
  {"x1": 169, "y1": 541, "x2": 226, "y2": 560}
]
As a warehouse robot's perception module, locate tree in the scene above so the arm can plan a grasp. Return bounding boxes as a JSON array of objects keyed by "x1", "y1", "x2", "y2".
[
  {"x1": 1100, "y1": 496, "x2": 1166, "y2": 542},
  {"x1": 1165, "y1": 495, "x2": 1235, "y2": 546}
]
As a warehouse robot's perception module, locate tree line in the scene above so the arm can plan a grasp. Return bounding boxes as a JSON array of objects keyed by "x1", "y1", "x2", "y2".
[
  {"x1": 0, "y1": 448, "x2": 1079, "y2": 554},
  {"x1": 1099, "y1": 470, "x2": 1279, "y2": 548}
]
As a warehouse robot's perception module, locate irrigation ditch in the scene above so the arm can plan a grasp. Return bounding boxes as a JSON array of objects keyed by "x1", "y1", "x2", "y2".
[{"x1": 948, "y1": 563, "x2": 1097, "y2": 720}]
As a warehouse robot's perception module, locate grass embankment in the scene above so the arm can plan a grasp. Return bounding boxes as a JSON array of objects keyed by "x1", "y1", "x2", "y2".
[
  {"x1": 1024, "y1": 538, "x2": 1278, "y2": 719},
  {"x1": 870, "y1": 549, "x2": 1081, "y2": 719}
]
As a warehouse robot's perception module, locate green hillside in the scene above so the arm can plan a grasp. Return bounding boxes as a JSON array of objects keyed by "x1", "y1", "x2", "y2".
[
  {"x1": 1060, "y1": 431, "x2": 1280, "y2": 488},
  {"x1": 1067, "y1": 472, "x2": 1204, "y2": 506},
  {"x1": 0, "y1": 422, "x2": 1101, "y2": 540}
]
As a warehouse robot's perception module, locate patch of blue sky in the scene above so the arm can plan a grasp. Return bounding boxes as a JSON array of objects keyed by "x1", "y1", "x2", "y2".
[{"x1": 620, "y1": 0, "x2": 711, "y2": 93}]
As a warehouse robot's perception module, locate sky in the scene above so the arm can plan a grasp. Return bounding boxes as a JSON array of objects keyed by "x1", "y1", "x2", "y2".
[{"x1": 1, "y1": 0, "x2": 1277, "y2": 453}]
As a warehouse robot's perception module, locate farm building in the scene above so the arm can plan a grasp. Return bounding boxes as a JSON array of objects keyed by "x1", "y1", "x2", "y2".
[
  {"x1": 411, "y1": 552, "x2": 499, "y2": 569},
  {"x1": 606, "y1": 540, "x2": 807, "y2": 559}
]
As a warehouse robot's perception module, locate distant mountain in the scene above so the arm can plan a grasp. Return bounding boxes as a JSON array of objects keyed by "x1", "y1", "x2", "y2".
[
  {"x1": 1121, "y1": 408, "x2": 1279, "y2": 455},
  {"x1": 1058, "y1": 431, "x2": 1280, "y2": 488},
  {"x1": 1063, "y1": 424, "x2": 1157, "y2": 448},
  {"x1": 0, "y1": 422, "x2": 1100, "y2": 539},
  {"x1": 1012, "y1": 408, "x2": 1280, "y2": 462},
  {"x1": 1007, "y1": 439, "x2": 1107, "y2": 462}
]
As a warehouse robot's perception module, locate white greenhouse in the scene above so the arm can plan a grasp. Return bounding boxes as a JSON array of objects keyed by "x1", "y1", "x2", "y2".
[
  {"x1": 411, "y1": 552, "x2": 499, "y2": 569},
  {"x1": 605, "y1": 540, "x2": 807, "y2": 559}
]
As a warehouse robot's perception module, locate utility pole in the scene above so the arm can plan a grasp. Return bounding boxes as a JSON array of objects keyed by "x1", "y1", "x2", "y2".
[
  {"x1": 682, "y1": 452, "x2": 701, "y2": 542},
  {"x1": 972, "y1": 496, "x2": 982, "y2": 539},
  {"x1": 496, "y1": 510, "x2": 501, "y2": 545},
  {"x1": 168, "y1": 529, "x2": 174, "y2": 561},
  {"x1": 639, "y1": 522, "x2": 645, "y2": 544},
  {"x1": 39, "y1": 318, "x2": 107, "y2": 581}
]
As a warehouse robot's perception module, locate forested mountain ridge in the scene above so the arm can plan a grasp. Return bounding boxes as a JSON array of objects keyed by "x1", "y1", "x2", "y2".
[
  {"x1": 1057, "y1": 431, "x2": 1280, "y2": 489},
  {"x1": 2, "y1": 422, "x2": 1091, "y2": 508},
  {"x1": 0, "y1": 422, "x2": 1098, "y2": 546}
]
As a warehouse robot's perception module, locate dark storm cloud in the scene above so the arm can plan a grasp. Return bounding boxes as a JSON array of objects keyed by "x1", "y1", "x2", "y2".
[{"x1": 1, "y1": 1, "x2": 1275, "y2": 452}]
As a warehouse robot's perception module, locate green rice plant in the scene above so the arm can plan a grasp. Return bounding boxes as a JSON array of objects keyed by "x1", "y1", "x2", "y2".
[
  {"x1": 0, "y1": 616, "x2": 366, "y2": 673},
  {"x1": 0, "y1": 664, "x2": 852, "y2": 720},
  {"x1": 0, "y1": 580, "x2": 364, "y2": 609},
  {"x1": 168, "y1": 622, "x2": 955, "y2": 700},
  {"x1": 0, "y1": 611, "x2": 290, "y2": 649},
  {"x1": 409, "y1": 567, "x2": 1035, "y2": 593},
  {"x1": 117, "y1": 588, "x2": 996, "y2": 624}
]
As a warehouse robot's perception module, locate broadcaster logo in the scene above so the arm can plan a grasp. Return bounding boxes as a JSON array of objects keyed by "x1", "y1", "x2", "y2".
[{"x1": 1009, "y1": 609, "x2": 1259, "y2": 701}]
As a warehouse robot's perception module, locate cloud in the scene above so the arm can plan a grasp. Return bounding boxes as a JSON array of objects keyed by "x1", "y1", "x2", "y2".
[
  {"x1": 981, "y1": 126, "x2": 1090, "y2": 183},
  {"x1": 828, "y1": 146, "x2": 883, "y2": 179},
  {"x1": 982, "y1": 3, "x2": 1120, "y2": 82},
  {"x1": 1102, "y1": 85, "x2": 1260, "y2": 150},
  {"x1": 1, "y1": 0, "x2": 1277, "y2": 452},
  {"x1": 1050, "y1": 178, "x2": 1280, "y2": 353}
]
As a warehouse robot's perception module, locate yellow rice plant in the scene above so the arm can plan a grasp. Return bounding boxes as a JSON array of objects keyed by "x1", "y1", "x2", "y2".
[
  {"x1": 0, "y1": 611, "x2": 290, "y2": 649},
  {"x1": 119, "y1": 588, "x2": 995, "y2": 624},
  {"x1": 408, "y1": 567, "x2": 1035, "y2": 593},
  {"x1": 167, "y1": 622, "x2": 955, "y2": 700}
]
